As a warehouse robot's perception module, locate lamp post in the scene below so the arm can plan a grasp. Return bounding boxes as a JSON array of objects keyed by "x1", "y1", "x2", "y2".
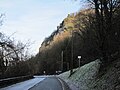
[{"x1": 78, "y1": 56, "x2": 81, "y2": 68}]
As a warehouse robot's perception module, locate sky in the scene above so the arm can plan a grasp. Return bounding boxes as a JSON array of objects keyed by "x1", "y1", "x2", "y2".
[{"x1": 0, "y1": 0, "x2": 81, "y2": 55}]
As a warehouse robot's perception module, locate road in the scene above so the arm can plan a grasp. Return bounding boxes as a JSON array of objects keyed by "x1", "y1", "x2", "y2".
[
  {"x1": 0, "y1": 76, "x2": 45, "y2": 90},
  {"x1": 29, "y1": 76, "x2": 70, "y2": 90},
  {"x1": 0, "y1": 76, "x2": 70, "y2": 90}
]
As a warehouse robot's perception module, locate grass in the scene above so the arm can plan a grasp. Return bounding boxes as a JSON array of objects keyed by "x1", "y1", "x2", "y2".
[
  {"x1": 59, "y1": 59, "x2": 101, "y2": 90},
  {"x1": 59, "y1": 58, "x2": 120, "y2": 90}
]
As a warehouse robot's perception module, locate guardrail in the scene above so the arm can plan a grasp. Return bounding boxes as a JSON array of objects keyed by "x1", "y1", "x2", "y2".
[{"x1": 0, "y1": 75, "x2": 34, "y2": 88}]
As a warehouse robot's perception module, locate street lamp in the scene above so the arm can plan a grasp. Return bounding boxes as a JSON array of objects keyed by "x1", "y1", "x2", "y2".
[{"x1": 78, "y1": 56, "x2": 81, "y2": 68}]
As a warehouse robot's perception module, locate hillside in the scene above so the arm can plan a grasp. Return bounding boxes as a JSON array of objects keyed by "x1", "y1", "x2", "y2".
[
  {"x1": 36, "y1": 9, "x2": 100, "y2": 74},
  {"x1": 59, "y1": 59, "x2": 120, "y2": 90},
  {"x1": 0, "y1": 1, "x2": 120, "y2": 87},
  {"x1": 31, "y1": 0, "x2": 120, "y2": 75}
]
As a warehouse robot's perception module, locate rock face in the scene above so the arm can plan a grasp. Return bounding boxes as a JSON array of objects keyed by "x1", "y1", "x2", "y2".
[{"x1": 59, "y1": 59, "x2": 120, "y2": 90}]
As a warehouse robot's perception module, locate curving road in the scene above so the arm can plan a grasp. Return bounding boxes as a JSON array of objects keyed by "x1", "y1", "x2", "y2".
[
  {"x1": 29, "y1": 77, "x2": 70, "y2": 90},
  {"x1": 0, "y1": 76, "x2": 70, "y2": 90},
  {"x1": 0, "y1": 76, "x2": 45, "y2": 90}
]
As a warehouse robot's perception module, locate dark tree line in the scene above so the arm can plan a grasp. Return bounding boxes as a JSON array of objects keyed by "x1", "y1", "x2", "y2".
[
  {"x1": 1, "y1": 0, "x2": 119, "y2": 76},
  {"x1": 31, "y1": 0, "x2": 120, "y2": 75},
  {"x1": 0, "y1": 31, "x2": 33, "y2": 78},
  {"x1": 86, "y1": 0, "x2": 120, "y2": 64}
]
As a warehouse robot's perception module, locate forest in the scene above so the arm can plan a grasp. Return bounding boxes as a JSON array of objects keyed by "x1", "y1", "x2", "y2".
[{"x1": 0, "y1": 0, "x2": 120, "y2": 78}]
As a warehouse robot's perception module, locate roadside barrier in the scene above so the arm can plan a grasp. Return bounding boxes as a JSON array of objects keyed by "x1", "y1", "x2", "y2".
[{"x1": 0, "y1": 75, "x2": 34, "y2": 88}]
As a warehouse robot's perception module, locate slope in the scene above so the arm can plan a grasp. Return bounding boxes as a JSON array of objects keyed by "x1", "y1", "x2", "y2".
[{"x1": 59, "y1": 59, "x2": 120, "y2": 90}]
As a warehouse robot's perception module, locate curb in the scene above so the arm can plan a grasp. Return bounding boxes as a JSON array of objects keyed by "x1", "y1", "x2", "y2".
[{"x1": 57, "y1": 77, "x2": 71, "y2": 90}]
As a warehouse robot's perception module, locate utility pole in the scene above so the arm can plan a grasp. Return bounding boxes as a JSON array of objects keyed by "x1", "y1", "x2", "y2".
[
  {"x1": 61, "y1": 51, "x2": 63, "y2": 72},
  {"x1": 67, "y1": 62, "x2": 69, "y2": 70},
  {"x1": 70, "y1": 30, "x2": 73, "y2": 75}
]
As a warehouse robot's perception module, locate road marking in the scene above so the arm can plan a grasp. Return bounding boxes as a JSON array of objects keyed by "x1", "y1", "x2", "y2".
[{"x1": 57, "y1": 78, "x2": 65, "y2": 90}]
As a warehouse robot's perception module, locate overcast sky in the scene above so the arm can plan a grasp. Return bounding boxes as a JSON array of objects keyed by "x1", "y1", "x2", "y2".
[{"x1": 0, "y1": 0, "x2": 81, "y2": 55}]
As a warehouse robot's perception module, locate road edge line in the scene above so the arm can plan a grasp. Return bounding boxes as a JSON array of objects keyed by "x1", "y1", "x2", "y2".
[{"x1": 57, "y1": 78, "x2": 65, "y2": 90}]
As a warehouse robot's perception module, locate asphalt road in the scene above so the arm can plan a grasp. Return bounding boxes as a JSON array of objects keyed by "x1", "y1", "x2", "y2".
[
  {"x1": 0, "y1": 77, "x2": 45, "y2": 90},
  {"x1": 29, "y1": 77, "x2": 70, "y2": 90}
]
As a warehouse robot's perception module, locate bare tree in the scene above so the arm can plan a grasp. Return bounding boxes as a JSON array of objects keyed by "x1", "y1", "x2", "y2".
[
  {"x1": 86, "y1": 0, "x2": 120, "y2": 64},
  {"x1": 0, "y1": 32, "x2": 31, "y2": 77}
]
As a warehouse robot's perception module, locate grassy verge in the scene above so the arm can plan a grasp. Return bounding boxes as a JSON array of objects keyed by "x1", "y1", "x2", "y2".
[{"x1": 59, "y1": 58, "x2": 120, "y2": 90}]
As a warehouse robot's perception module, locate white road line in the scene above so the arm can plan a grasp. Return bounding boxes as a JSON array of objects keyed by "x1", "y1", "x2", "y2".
[
  {"x1": 57, "y1": 78, "x2": 65, "y2": 90},
  {"x1": 0, "y1": 77, "x2": 45, "y2": 90}
]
